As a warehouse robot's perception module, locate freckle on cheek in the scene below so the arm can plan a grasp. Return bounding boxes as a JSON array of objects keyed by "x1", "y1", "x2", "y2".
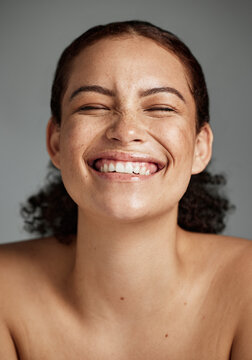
[
  {"x1": 120, "y1": 297, "x2": 124, "y2": 300},
  {"x1": 165, "y1": 333, "x2": 168, "y2": 338}
]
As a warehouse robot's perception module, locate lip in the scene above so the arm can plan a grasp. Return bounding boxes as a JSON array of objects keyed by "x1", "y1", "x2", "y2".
[{"x1": 87, "y1": 151, "x2": 166, "y2": 170}]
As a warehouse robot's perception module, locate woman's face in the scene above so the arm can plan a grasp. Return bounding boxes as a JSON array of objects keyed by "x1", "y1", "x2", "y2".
[{"x1": 48, "y1": 35, "x2": 212, "y2": 221}]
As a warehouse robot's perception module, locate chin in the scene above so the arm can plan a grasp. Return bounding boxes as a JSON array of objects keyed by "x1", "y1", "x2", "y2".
[
  {"x1": 84, "y1": 194, "x2": 176, "y2": 224},
  {"x1": 103, "y1": 207, "x2": 150, "y2": 223},
  {"x1": 86, "y1": 196, "x2": 156, "y2": 223}
]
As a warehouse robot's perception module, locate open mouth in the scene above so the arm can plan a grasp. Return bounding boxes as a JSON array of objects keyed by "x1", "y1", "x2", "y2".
[{"x1": 89, "y1": 158, "x2": 164, "y2": 176}]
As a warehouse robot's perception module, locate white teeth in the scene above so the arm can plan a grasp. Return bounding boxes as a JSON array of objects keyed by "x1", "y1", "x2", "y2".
[
  {"x1": 108, "y1": 163, "x2": 115, "y2": 172},
  {"x1": 133, "y1": 164, "x2": 140, "y2": 174},
  {"x1": 115, "y1": 162, "x2": 124, "y2": 173},
  {"x1": 139, "y1": 167, "x2": 146, "y2": 175},
  {"x1": 99, "y1": 161, "x2": 152, "y2": 175},
  {"x1": 125, "y1": 162, "x2": 133, "y2": 174}
]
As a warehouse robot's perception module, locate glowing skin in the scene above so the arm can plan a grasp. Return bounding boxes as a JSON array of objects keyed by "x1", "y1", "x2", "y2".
[
  {"x1": 47, "y1": 35, "x2": 213, "y2": 332},
  {"x1": 48, "y1": 36, "x2": 212, "y2": 223},
  {"x1": 1, "y1": 34, "x2": 251, "y2": 360}
]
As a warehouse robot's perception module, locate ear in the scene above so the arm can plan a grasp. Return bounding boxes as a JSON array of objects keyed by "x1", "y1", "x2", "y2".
[
  {"x1": 191, "y1": 123, "x2": 213, "y2": 175},
  {"x1": 46, "y1": 117, "x2": 61, "y2": 169}
]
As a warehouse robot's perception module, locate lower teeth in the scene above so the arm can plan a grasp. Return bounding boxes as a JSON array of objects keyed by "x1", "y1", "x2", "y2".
[{"x1": 100, "y1": 170, "x2": 150, "y2": 175}]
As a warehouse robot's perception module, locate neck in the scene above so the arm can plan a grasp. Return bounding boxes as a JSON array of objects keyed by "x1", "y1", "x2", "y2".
[{"x1": 68, "y1": 207, "x2": 187, "y2": 325}]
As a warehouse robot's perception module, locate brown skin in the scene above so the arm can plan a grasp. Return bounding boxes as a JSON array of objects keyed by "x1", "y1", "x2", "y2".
[
  {"x1": 0, "y1": 234, "x2": 252, "y2": 359},
  {"x1": 0, "y1": 36, "x2": 251, "y2": 359}
]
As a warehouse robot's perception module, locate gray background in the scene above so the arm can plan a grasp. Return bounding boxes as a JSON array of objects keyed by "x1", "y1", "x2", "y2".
[{"x1": 1, "y1": 0, "x2": 251, "y2": 243}]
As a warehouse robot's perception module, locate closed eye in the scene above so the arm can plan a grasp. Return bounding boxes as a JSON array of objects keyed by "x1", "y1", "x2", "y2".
[
  {"x1": 80, "y1": 106, "x2": 174, "y2": 111},
  {"x1": 146, "y1": 107, "x2": 174, "y2": 112},
  {"x1": 77, "y1": 106, "x2": 175, "y2": 114},
  {"x1": 79, "y1": 106, "x2": 108, "y2": 111}
]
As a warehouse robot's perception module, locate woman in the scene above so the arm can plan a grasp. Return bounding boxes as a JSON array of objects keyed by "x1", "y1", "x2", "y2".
[{"x1": 0, "y1": 20, "x2": 251, "y2": 359}]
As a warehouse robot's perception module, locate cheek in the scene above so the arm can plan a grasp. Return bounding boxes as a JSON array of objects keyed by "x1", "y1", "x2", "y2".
[
  {"x1": 170, "y1": 127, "x2": 194, "y2": 158},
  {"x1": 155, "y1": 121, "x2": 196, "y2": 199},
  {"x1": 58, "y1": 122, "x2": 91, "y2": 185},
  {"x1": 156, "y1": 120, "x2": 196, "y2": 163},
  {"x1": 59, "y1": 120, "x2": 95, "y2": 161},
  {"x1": 57, "y1": 123, "x2": 91, "y2": 205}
]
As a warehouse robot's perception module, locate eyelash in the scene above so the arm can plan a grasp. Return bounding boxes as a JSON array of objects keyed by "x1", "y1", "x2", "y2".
[
  {"x1": 79, "y1": 106, "x2": 175, "y2": 112},
  {"x1": 79, "y1": 106, "x2": 105, "y2": 110},
  {"x1": 145, "y1": 107, "x2": 174, "y2": 112}
]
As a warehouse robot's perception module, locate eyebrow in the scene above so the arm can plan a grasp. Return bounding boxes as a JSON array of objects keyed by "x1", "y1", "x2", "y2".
[
  {"x1": 139, "y1": 87, "x2": 186, "y2": 103},
  {"x1": 69, "y1": 85, "x2": 186, "y2": 103},
  {"x1": 70, "y1": 85, "x2": 115, "y2": 101}
]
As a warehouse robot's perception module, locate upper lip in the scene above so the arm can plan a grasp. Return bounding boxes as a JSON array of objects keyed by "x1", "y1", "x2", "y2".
[{"x1": 87, "y1": 151, "x2": 166, "y2": 170}]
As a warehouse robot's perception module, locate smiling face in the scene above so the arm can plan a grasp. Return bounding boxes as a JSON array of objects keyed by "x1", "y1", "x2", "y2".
[{"x1": 47, "y1": 35, "x2": 213, "y2": 222}]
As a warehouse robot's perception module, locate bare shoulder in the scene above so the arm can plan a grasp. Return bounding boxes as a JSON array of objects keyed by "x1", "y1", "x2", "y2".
[
  {"x1": 184, "y1": 231, "x2": 252, "y2": 358},
  {"x1": 192, "y1": 232, "x2": 252, "y2": 358},
  {"x1": 184, "y1": 230, "x2": 252, "y2": 303},
  {"x1": 210, "y1": 235, "x2": 252, "y2": 359},
  {"x1": 187, "y1": 230, "x2": 252, "y2": 274},
  {"x1": 0, "y1": 236, "x2": 75, "y2": 309},
  {"x1": 214, "y1": 234, "x2": 252, "y2": 294},
  {"x1": 0, "y1": 236, "x2": 73, "y2": 273},
  {"x1": 0, "y1": 237, "x2": 54, "y2": 285},
  {"x1": 208, "y1": 233, "x2": 252, "y2": 279},
  {"x1": 0, "y1": 237, "x2": 75, "y2": 359}
]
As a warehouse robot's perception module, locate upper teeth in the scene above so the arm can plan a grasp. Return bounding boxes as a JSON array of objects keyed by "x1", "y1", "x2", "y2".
[{"x1": 100, "y1": 161, "x2": 151, "y2": 175}]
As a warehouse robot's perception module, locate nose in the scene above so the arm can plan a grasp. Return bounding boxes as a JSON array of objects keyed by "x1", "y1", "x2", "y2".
[{"x1": 105, "y1": 112, "x2": 146, "y2": 145}]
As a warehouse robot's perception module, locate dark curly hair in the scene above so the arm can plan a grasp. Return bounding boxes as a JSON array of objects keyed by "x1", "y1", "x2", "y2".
[{"x1": 20, "y1": 20, "x2": 234, "y2": 244}]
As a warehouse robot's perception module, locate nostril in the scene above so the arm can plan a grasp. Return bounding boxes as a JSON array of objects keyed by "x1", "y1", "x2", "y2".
[{"x1": 105, "y1": 121, "x2": 146, "y2": 144}]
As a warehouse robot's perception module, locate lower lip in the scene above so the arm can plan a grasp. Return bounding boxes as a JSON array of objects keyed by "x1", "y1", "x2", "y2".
[{"x1": 88, "y1": 165, "x2": 160, "y2": 182}]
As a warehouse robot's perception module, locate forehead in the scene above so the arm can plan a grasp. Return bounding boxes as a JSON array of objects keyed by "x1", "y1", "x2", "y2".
[{"x1": 64, "y1": 35, "x2": 193, "y2": 102}]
